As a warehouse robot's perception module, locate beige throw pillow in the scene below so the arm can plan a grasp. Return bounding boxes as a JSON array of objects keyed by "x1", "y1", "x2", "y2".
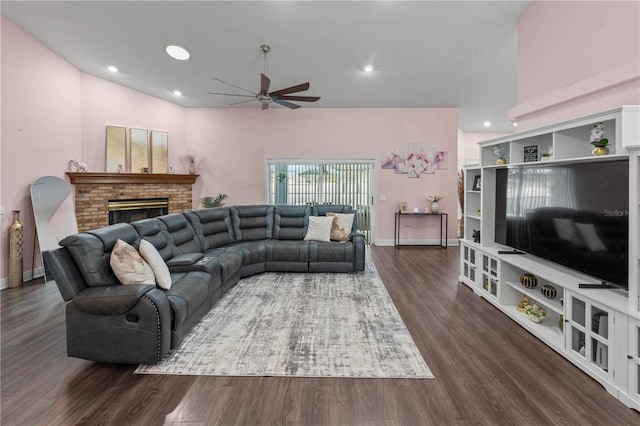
[
  {"x1": 139, "y1": 239, "x2": 172, "y2": 290},
  {"x1": 110, "y1": 239, "x2": 155, "y2": 285},
  {"x1": 327, "y1": 212, "x2": 355, "y2": 242},
  {"x1": 304, "y1": 216, "x2": 335, "y2": 242}
]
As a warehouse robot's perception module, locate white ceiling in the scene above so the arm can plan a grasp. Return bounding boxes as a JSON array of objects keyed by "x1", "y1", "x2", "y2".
[{"x1": 1, "y1": 1, "x2": 531, "y2": 132}]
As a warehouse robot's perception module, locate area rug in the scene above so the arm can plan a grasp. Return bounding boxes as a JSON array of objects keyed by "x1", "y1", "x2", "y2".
[{"x1": 135, "y1": 261, "x2": 433, "y2": 378}]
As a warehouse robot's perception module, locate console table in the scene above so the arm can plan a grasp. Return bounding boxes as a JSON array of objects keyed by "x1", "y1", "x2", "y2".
[{"x1": 394, "y1": 212, "x2": 448, "y2": 248}]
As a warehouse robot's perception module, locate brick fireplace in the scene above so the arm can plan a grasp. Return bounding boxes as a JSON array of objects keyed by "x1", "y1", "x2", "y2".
[{"x1": 66, "y1": 172, "x2": 198, "y2": 231}]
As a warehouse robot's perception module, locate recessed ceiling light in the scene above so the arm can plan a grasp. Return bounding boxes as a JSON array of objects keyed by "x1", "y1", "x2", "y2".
[
  {"x1": 166, "y1": 45, "x2": 190, "y2": 61},
  {"x1": 483, "y1": 121, "x2": 492, "y2": 128},
  {"x1": 512, "y1": 122, "x2": 518, "y2": 127},
  {"x1": 364, "y1": 64, "x2": 373, "y2": 73},
  {"x1": 173, "y1": 90, "x2": 182, "y2": 96},
  {"x1": 107, "y1": 65, "x2": 119, "y2": 73}
]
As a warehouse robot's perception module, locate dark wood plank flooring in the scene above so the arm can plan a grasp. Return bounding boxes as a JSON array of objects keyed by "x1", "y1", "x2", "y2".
[{"x1": 2, "y1": 246, "x2": 639, "y2": 425}]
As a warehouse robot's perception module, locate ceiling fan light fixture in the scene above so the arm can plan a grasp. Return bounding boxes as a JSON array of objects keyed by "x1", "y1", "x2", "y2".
[{"x1": 166, "y1": 44, "x2": 191, "y2": 61}]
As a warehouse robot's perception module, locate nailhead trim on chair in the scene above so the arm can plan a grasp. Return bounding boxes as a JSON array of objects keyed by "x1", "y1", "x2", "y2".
[{"x1": 142, "y1": 295, "x2": 162, "y2": 364}]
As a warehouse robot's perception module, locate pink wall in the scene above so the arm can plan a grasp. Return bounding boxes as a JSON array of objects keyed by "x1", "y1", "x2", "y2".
[
  {"x1": 459, "y1": 131, "x2": 508, "y2": 165},
  {"x1": 1, "y1": 17, "x2": 82, "y2": 281},
  {"x1": 80, "y1": 74, "x2": 188, "y2": 173},
  {"x1": 187, "y1": 108, "x2": 460, "y2": 244},
  {"x1": 513, "y1": 0, "x2": 640, "y2": 129}
]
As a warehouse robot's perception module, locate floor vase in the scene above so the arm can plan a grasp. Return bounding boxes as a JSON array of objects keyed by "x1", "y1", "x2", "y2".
[{"x1": 9, "y1": 210, "x2": 23, "y2": 288}]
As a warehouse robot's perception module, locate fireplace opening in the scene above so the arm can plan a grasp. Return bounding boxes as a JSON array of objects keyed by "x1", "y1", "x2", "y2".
[{"x1": 108, "y1": 198, "x2": 169, "y2": 225}]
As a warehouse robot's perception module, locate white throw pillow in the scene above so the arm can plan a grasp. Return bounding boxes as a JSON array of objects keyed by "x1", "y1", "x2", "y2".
[
  {"x1": 304, "y1": 216, "x2": 335, "y2": 242},
  {"x1": 110, "y1": 239, "x2": 155, "y2": 285},
  {"x1": 327, "y1": 212, "x2": 355, "y2": 242},
  {"x1": 139, "y1": 239, "x2": 172, "y2": 290}
]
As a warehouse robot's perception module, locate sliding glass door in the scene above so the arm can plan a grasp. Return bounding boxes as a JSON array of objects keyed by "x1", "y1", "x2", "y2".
[{"x1": 266, "y1": 159, "x2": 374, "y2": 243}]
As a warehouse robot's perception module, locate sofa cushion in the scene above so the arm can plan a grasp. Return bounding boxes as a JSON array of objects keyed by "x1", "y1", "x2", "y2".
[
  {"x1": 166, "y1": 271, "x2": 212, "y2": 331},
  {"x1": 110, "y1": 239, "x2": 155, "y2": 285},
  {"x1": 60, "y1": 223, "x2": 139, "y2": 287},
  {"x1": 157, "y1": 213, "x2": 204, "y2": 255},
  {"x1": 274, "y1": 205, "x2": 310, "y2": 240},
  {"x1": 131, "y1": 218, "x2": 174, "y2": 261},
  {"x1": 266, "y1": 240, "x2": 310, "y2": 263},
  {"x1": 185, "y1": 208, "x2": 235, "y2": 249},
  {"x1": 231, "y1": 205, "x2": 274, "y2": 241},
  {"x1": 304, "y1": 216, "x2": 335, "y2": 242},
  {"x1": 203, "y1": 248, "x2": 244, "y2": 284},
  {"x1": 313, "y1": 205, "x2": 358, "y2": 233},
  {"x1": 327, "y1": 212, "x2": 355, "y2": 242},
  {"x1": 139, "y1": 239, "x2": 172, "y2": 290}
]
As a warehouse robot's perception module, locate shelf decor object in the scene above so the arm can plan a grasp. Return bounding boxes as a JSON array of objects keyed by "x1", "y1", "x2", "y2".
[
  {"x1": 525, "y1": 304, "x2": 546, "y2": 323},
  {"x1": 540, "y1": 284, "x2": 558, "y2": 299},
  {"x1": 520, "y1": 273, "x2": 538, "y2": 289},
  {"x1": 590, "y1": 122, "x2": 610, "y2": 156},
  {"x1": 8, "y1": 210, "x2": 23, "y2": 288},
  {"x1": 493, "y1": 145, "x2": 507, "y2": 164}
]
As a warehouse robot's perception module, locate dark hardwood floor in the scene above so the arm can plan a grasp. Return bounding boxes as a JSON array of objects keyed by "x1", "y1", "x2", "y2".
[{"x1": 2, "y1": 246, "x2": 639, "y2": 425}]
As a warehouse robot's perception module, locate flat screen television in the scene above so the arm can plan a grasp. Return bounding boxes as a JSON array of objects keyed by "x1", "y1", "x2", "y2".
[{"x1": 495, "y1": 159, "x2": 629, "y2": 289}]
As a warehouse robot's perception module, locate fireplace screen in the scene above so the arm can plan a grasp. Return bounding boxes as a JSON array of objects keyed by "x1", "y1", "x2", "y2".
[{"x1": 108, "y1": 198, "x2": 169, "y2": 225}]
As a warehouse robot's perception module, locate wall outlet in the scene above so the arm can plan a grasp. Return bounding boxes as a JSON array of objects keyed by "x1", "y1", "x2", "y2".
[{"x1": 379, "y1": 194, "x2": 386, "y2": 201}]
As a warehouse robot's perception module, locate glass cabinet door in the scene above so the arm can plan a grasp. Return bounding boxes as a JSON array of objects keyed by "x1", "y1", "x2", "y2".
[
  {"x1": 481, "y1": 254, "x2": 498, "y2": 299},
  {"x1": 565, "y1": 292, "x2": 612, "y2": 380}
]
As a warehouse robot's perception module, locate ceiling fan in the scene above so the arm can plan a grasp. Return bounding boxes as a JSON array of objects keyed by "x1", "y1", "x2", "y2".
[{"x1": 208, "y1": 45, "x2": 320, "y2": 110}]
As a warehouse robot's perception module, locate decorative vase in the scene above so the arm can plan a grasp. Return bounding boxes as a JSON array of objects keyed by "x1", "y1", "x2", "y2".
[
  {"x1": 189, "y1": 161, "x2": 196, "y2": 174},
  {"x1": 430, "y1": 201, "x2": 439, "y2": 214},
  {"x1": 592, "y1": 146, "x2": 609, "y2": 156},
  {"x1": 540, "y1": 284, "x2": 557, "y2": 299},
  {"x1": 520, "y1": 273, "x2": 538, "y2": 289},
  {"x1": 9, "y1": 210, "x2": 24, "y2": 288},
  {"x1": 496, "y1": 158, "x2": 507, "y2": 165}
]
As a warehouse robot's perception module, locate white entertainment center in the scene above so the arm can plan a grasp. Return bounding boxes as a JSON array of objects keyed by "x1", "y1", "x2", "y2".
[{"x1": 459, "y1": 106, "x2": 640, "y2": 412}]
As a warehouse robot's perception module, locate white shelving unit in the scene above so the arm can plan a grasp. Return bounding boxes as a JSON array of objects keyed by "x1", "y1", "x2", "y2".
[{"x1": 458, "y1": 106, "x2": 640, "y2": 412}]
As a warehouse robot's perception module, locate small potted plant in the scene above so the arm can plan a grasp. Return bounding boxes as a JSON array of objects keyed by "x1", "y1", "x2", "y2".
[
  {"x1": 590, "y1": 122, "x2": 610, "y2": 156},
  {"x1": 493, "y1": 145, "x2": 507, "y2": 165},
  {"x1": 525, "y1": 304, "x2": 547, "y2": 323},
  {"x1": 201, "y1": 193, "x2": 228, "y2": 208}
]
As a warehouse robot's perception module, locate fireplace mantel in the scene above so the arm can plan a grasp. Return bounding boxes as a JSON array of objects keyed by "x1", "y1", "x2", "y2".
[{"x1": 66, "y1": 172, "x2": 199, "y2": 185}]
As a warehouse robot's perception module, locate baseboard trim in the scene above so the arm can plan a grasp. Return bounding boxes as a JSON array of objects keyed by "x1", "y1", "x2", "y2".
[{"x1": 0, "y1": 267, "x2": 45, "y2": 290}]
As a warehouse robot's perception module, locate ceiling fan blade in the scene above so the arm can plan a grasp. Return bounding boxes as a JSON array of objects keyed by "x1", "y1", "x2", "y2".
[
  {"x1": 269, "y1": 82, "x2": 310, "y2": 97},
  {"x1": 260, "y1": 73, "x2": 270, "y2": 94},
  {"x1": 261, "y1": 103, "x2": 269, "y2": 110},
  {"x1": 212, "y1": 77, "x2": 256, "y2": 96},
  {"x1": 207, "y1": 91, "x2": 256, "y2": 98},
  {"x1": 278, "y1": 95, "x2": 321, "y2": 102},
  {"x1": 272, "y1": 98, "x2": 301, "y2": 109},
  {"x1": 230, "y1": 99, "x2": 258, "y2": 106}
]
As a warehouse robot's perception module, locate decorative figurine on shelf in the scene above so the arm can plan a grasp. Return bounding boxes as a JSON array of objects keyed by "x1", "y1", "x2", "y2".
[
  {"x1": 517, "y1": 294, "x2": 529, "y2": 312},
  {"x1": 472, "y1": 229, "x2": 480, "y2": 243},
  {"x1": 590, "y1": 122, "x2": 610, "y2": 156},
  {"x1": 168, "y1": 165, "x2": 175, "y2": 174},
  {"x1": 68, "y1": 159, "x2": 88, "y2": 172},
  {"x1": 117, "y1": 164, "x2": 125, "y2": 173}
]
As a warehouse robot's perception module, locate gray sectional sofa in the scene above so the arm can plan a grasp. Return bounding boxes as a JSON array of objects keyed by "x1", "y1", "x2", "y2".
[{"x1": 43, "y1": 204, "x2": 365, "y2": 365}]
